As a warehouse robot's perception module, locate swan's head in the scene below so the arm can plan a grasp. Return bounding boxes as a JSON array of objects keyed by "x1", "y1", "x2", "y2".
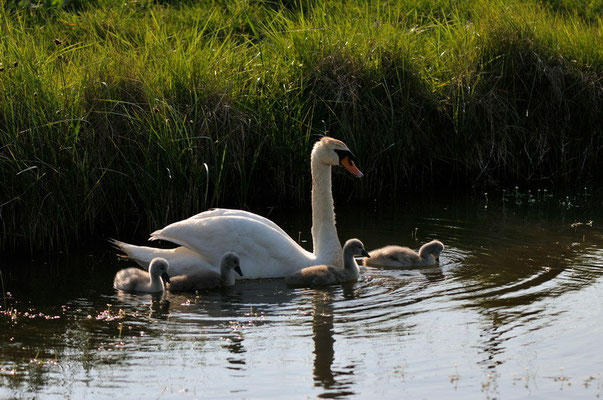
[
  {"x1": 221, "y1": 252, "x2": 243, "y2": 277},
  {"x1": 149, "y1": 257, "x2": 171, "y2": 283},
  {"x1": 312, "y1": 137, "x2": 363, "y2": 178},
  {"x1": 419, "y1": 240, "x2": 445, "y2": 261},
  {"x1": 343, "y1": 238, "x2": 370, "y2": 258}
]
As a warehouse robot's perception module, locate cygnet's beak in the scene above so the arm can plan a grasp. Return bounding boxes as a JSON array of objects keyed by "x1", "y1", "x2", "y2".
[
  {"x1": 161, "y1": 272, "x2": 171, "y2": 284},
  {"x1": 362, "y1": 249, "x2": 370, "y2": 258},
  {"x1": 341, "y1": 156, "x2": 363, "y2": 178},
  {"x1": 234, "y1": 265, "x2": 243, "y2": 277}
]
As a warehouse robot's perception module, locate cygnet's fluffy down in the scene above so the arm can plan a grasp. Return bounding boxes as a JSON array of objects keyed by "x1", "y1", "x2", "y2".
[
  {"x1": 168, "y1": 252, "x2": 242, "y2": 292},
  {"x1": 364, "y1": 240, "x2": 444, "y2": 267},
  {"x1": 113, "y1": 257, "x2": 170, "y2": 293},
  {"x1": 285, "y1": 239, "x2": 369, "y2": 287}
]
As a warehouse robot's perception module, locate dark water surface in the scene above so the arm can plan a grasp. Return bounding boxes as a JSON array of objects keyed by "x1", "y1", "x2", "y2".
[{"x1": 1, "y1": 191, "x2": 602, "y2": 399}]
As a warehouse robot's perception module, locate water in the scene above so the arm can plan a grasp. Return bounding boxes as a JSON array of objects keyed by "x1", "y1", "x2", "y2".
[{"x1": 1, "y1": 191, "x2": 602, "y2": 399}]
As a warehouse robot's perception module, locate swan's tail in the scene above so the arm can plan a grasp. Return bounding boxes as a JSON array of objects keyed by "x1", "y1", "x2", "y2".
[
  {"x1": 108, "y1": 238, "x2": 128, "y2": 259},
  {"x1": 108, "y1": 239, "x2": 161, "y2": 270},
  {"x1": 108, "y1": 239, "x2": 213, "y2": 276}
]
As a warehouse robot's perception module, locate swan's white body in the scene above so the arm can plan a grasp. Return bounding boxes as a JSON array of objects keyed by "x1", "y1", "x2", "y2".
[{"x1": 111, "y1": 137, "x2": 362, "y2": 279}]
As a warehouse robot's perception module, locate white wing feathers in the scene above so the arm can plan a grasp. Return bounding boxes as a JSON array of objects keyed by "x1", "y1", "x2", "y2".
[{"x1": 188, "y1": 208, "x2": 289, "y2": 237}]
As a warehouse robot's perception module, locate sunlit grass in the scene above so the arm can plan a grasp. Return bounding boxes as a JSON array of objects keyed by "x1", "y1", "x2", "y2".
[{"x1": 0, "y1": 0, "x2": 601, "y2": 252}]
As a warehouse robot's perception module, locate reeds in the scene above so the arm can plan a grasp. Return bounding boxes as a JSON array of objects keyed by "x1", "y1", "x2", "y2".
[{"x1": 0, "y1": 0, "x2": 601, "y2": 252}]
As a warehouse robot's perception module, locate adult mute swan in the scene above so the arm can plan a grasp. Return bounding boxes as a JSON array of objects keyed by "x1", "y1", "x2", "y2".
[
  {"x1": 113, "y1": 257, "x2": 170, "y2": 293},
  {"x1": 285, "y1": 238, "x2": 369, "y2": 287},
  {"x1": 111, "y1": 137, "x2": 363, "y2": 279},
  {"x1": 363, "y1": 240, "x2": 445, "y2": 267},
  {"x1": 168, "y1": 252, "x2": 242, "y2": 292}
]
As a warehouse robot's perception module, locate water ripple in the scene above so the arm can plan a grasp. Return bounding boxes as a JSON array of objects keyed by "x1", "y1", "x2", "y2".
[{"x1": 2, "y1": 198, "x2": 603, "y2": 399}]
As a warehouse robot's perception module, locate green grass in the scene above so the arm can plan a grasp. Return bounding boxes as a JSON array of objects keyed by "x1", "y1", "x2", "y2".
[{"x1": 0, "y1": 0, "x2": 601, "y2": 252}]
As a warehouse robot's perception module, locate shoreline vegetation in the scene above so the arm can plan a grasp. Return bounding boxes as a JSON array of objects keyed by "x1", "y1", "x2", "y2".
[{"x1": 1, "y1": 0, "x2": 601, "y2": 252}]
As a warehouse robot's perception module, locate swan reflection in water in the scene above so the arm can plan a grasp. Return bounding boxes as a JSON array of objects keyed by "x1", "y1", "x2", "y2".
[{"x1": 309, "y1": 285, "x2": 358, "y2": 398}]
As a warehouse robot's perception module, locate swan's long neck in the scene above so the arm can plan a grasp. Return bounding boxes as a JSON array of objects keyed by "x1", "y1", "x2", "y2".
[
  {"x1": 311, "y1": 155, "x2": 342, "y2": 266},
  {"x1": 342, "y1": 248, "x2": 360, "y2": 279}
]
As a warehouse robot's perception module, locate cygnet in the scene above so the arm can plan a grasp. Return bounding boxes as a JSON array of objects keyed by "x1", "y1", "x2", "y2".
[
  {"x1": 168, "y1": 252, "x2": 242, "y2": 292},
  {"x1": 113, "y1": 257, "x2": 170, "y2": 293},
  {"x1": 364, "y1": 240, "x2": 444, "y2": 267},
  {"x1": 285, "y1": 239, "x2": 369, "y2": 287}
]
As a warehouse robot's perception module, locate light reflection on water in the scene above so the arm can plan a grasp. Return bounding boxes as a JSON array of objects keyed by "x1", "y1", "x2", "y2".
[{"x1": 1, "y1": 193, "x2": 602, "y2": 399}]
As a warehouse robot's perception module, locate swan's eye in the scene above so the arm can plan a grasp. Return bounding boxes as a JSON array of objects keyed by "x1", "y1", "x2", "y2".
[{"x1": 334, "y1": 149, "x2": 355, "y2": 163}]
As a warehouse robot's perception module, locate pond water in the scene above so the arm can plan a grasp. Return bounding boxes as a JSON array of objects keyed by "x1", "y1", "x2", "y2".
[{"x1": 1, "y1": 190, "x2": 602, "y2": 399}]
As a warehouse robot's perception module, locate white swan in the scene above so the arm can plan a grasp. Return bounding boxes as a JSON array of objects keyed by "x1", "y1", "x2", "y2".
[
  {"x1": 363, "y1": 240, "x2": 445, "y2": 267},
  {"x1": 168, "y1": 252, "x2": 242, "y2": 292},
  {"x1": 285, "y1": 238, "x2": 369, "y2": 287},
  {"x1": 110, "y1": 137, "x2": 363, "y2": 279},
  {"x1": 113, "y1": 257, "x2": 170, "y2": 293}
]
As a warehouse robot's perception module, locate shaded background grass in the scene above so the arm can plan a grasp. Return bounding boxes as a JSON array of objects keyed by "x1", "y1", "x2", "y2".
[{"x1": 1, "y1": 0, "x2": 601, "y2": 252}]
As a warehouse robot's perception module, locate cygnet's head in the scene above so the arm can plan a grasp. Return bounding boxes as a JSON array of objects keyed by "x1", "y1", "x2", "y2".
[
  {"x1": 221, "y1": 252, "x2": 243, "y2": 276},
  {"x1": 420, "y1": 240, "x2": 445, "y2": 261},
  {"x1": 149, "y1": 257, "x2": 170, "y2": 283},
  {"x1": 312, "y1": 137, "x2": 363, "y2": 178},
  {"x1": 344, "y1": 238, "x2": 370, "y2": 258}
]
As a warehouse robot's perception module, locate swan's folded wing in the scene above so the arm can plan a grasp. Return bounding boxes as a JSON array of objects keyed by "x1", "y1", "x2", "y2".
[
  {"x1": 150, "y1": 214, "x2": 316, "y2": 278},
  {"x1": 187, "y1": 208, "x2": 289, "y2": 237}
]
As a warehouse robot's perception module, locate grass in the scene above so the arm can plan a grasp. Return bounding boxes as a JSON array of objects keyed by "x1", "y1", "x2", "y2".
[
  {"x1": 0, "y1": 0, "x2": 601, "y2": 252},
  {"x1": 0, "y1": 267, "x2": 7, "y2": 312}
]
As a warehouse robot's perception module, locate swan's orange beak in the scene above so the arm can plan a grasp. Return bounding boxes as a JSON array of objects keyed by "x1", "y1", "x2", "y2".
[{"x1": 341, "y1": 156, "x2": 363, "y2": 178}]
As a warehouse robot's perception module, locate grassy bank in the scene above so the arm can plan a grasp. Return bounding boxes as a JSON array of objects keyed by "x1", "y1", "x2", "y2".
[{"x1": 1, "y1": 0, "x2": 601, "y2": 252}]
